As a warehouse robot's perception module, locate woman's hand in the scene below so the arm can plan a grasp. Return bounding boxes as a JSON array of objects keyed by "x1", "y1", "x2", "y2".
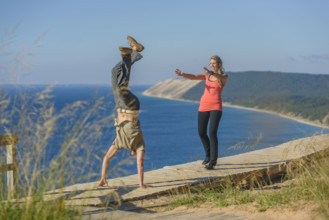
[
  {"x1": 203, "y1": 67, "x2": 212, "y2": 74},
  {"x1": 175, "y1": 69, "x2": 206, "y2": 80},
  {"x1": 175, "y1": 69, "x2": 184, "y2": 76}
]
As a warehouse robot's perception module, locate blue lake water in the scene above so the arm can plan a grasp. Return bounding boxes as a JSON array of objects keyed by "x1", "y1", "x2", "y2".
[{"x1": 1, "y1": 85, "x2": 327, "y2": 184}]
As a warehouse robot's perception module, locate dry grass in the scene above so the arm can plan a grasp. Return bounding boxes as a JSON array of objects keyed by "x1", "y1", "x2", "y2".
[
  {"x1": 169, "y1": 137, "x2": 329, "y2": 218},
  {"x1": 0, "y1": 27, "x2": 119, "y2": 219}
]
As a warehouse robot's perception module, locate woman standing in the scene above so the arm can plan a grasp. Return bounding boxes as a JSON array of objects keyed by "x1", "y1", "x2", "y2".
[{"x1": 175, "y1": 56, "x2": 228, "y2": 170}]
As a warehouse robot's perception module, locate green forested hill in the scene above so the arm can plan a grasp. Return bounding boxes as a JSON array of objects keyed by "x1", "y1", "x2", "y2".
[{"x1": 181, "y1": 71, "x2": 329, "y2": 125}]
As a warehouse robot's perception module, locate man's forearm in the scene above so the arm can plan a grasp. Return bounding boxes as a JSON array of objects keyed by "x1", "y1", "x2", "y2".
[
  {"x1": 137, "y1": 150, "x2": 146, "y2": 188},
  {"x1": 137, "y1": 163, "x2": 144, "y2": 187}
]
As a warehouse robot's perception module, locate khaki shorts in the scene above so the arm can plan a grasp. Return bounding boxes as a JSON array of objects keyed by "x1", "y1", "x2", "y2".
[{"x1": 112, "y1": 118, "x2": 145, "y2": 152}]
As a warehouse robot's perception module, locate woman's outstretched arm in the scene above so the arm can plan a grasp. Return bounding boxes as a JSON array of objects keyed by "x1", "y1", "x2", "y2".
[{"x1": 175, "y1": 69, "x2": 206, "y2": 80}]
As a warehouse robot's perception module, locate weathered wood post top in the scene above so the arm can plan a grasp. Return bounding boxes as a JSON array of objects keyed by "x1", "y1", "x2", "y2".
[{"x1": 0, "y1": 134, "x2": 19, "y2": 197}]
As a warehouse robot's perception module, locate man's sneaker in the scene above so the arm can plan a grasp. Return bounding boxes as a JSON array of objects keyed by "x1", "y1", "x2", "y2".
[
  {"x1": 127, "y1": 36, "x2": 144, "y2": 52},
  {"x1": 119, "y1": 47, "x2": 132, "y2": 55}
]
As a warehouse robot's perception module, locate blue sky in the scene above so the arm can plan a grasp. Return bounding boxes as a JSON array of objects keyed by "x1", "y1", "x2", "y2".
[{"x1": 1, "y1": 0, "x2": 329, "y2": 85}]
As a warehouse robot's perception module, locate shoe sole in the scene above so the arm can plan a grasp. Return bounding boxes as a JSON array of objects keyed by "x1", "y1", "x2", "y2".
[
  {"x1": 127, "y1": 36, "x2": 144, "y2": 52},
  {"x1": 119, "y1": 47, "x2": 132, "y2": 55}
]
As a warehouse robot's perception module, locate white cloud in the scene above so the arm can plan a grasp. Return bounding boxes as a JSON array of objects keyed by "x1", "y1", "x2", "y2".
[{"x1": 300, "y1": 54, "x2": 329, "y2": 63}]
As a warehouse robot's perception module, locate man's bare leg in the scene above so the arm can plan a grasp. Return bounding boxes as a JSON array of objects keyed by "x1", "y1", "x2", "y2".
[{"x1": 98, "y1": 145, "x2": 118, "y2": 187}]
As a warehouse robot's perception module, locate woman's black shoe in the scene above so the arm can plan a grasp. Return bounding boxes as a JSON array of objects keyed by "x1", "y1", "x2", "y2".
[
  {"x1": 202, "y1": 158, "x2": 210, "y2": 165},
  {"x1": 205, "y1": 164, "x2": 214, "y2": 170}
]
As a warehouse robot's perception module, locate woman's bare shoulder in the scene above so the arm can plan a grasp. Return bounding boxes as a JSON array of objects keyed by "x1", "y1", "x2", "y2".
[{"x1": 222, "y1": 72, "x2": 228, "y2": 78}]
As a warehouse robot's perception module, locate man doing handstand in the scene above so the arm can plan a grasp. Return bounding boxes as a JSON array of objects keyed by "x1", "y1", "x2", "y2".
[{"x1": 99, "y1": 36, "x2": 151, "y2": 189}]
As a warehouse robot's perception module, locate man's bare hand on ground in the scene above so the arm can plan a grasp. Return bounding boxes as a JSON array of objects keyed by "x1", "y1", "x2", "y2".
[
  {"x1": 98, "y1": 178, "x2": 109, "y2": 187},
  {"x1": 140, "y1": 185, "x2": 153, "y2": 189}
]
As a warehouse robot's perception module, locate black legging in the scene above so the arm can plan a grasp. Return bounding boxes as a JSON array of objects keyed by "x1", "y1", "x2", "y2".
[{"x1": 198, "y1": 110, "x2": 222, "y2": 165}]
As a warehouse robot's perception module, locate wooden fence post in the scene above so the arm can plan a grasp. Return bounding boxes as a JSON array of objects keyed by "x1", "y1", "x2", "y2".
[{"x1": 0, "y1": 134, "x2": 18, "y2": 197}]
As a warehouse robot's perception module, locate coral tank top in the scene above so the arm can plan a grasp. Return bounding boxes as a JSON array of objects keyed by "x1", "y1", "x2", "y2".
[{"x1": 198, "y1": 75, "x2": 224, "y2": 112}]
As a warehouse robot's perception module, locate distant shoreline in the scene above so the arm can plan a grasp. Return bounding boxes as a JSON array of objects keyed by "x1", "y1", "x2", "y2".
[
  {"x1": 222, "y1": 102, "x2": 329, "y2": 129},
  {"x1": 142, "y1": 92, "x2": 329, "y2": 130}
]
